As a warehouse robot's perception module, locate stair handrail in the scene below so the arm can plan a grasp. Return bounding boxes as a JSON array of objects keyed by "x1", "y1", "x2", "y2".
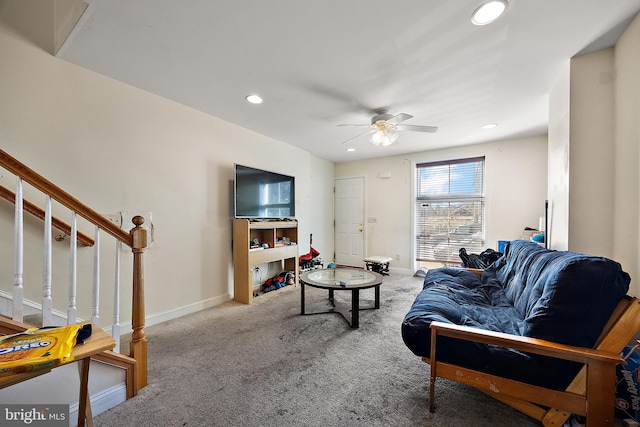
[
  {"x1": 0, "y1": 149, "x2": 131, "y2": 245},
  {"x1": 0, "y1": 185, "x2": 95, "y2": 246},
  {"x1": 0, "y1": 148, "x2": 148, "y2": 389}
]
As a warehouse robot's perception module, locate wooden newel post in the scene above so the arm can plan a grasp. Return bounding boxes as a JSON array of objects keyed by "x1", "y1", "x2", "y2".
[{"x1": 130, "y1": 215, "x2": 148, "y2": 388}]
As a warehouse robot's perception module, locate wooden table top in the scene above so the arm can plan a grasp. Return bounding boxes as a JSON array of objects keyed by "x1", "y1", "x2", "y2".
[{"x1": 0, "y1": 321, "x2": 115, "y2": 388}]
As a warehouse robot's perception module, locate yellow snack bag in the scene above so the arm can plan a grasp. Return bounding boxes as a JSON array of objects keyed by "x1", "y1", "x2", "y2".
[{"x1": 0, "y1": 324, "x2": 90, "y2": 377}]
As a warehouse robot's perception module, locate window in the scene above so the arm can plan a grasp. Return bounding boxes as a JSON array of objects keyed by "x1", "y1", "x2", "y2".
[
  {"x1": 415, "y1": 157, "x2": 485, "y2": 263},
  {"x1": 261, "y1": 181, "x2": 292, "y2": 217}
]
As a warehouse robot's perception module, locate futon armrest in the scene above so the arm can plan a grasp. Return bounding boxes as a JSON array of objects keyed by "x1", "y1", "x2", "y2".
[{"x1": 429, "y1": 321, "x2": 622, "y2": 365}]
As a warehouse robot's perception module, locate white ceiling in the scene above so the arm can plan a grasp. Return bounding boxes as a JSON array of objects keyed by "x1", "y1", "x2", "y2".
[{"x1": 57, "y1": 0, "x2": 640, "y2": 163}]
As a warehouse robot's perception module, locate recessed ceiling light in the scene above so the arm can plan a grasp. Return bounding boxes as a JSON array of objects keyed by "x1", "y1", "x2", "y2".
[
  {"x1": 481, "y1": 123, "x2": 498, "y2": 129},
  {"x1": 346, "y1": 148, "x2": 356, "y2": 152},
  {"x1": 471, "y1": 0, "x2": 508, "y2": 25},
  {"x1": 245, "y1": 94, "x2": 263, "y2": 104}
]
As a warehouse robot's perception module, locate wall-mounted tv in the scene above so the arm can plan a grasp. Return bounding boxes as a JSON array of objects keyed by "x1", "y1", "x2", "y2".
[{"x1": 234, "y1": 164, "x2": 295, "y2": 219}]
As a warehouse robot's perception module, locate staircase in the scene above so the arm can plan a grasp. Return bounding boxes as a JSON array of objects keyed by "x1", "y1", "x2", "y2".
[{"x1": 0, "y1": 149, "x2": 148, "y2": 417}]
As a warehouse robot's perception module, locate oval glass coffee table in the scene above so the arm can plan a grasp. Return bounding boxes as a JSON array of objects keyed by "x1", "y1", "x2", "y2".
[{"x1": 299, "y1": 268, "x2": 384, "y2": 328}]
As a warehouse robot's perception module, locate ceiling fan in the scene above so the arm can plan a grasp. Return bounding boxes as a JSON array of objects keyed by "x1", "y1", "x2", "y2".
[{"x1": 338, "y1": 109, "x2": 438, "y2": 146}]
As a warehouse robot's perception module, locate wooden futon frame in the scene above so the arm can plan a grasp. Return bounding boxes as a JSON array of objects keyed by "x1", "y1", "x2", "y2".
[{"x1": 424, "y1": 279, "x2": 640, "y2": 427}]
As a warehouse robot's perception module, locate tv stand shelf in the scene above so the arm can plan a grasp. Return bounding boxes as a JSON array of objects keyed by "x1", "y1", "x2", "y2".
[{"x1": 233, "y1": 219, "x2": 299, "y2": 304}]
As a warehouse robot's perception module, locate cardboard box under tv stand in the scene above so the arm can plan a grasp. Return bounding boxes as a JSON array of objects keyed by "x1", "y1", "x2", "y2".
[{"x1": 233, "y1": 218, "x2": 299, "y2": 304}]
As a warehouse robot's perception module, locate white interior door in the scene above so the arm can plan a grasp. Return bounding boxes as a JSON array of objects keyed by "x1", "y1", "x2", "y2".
[{"x1": 335, "y1": 177, "x2": 364, "y2": 267}]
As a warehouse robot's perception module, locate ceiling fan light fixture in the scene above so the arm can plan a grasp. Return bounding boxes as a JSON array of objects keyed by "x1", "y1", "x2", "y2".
[
  {"x1": 471, "y1": 0, "x2": 508, "y2": 25},
  {"x1": 386, "y1": 130, "x2": 400, "y2": 145},
  {"x1": 370, "y1": 127, "x2": 399, "y2": 146},
  {"x1": 370, "y1": 130, "x2": 384, "y2": 146},
  {"x1": 339, "y1": 111, "x2": 436, "y2": 145}
]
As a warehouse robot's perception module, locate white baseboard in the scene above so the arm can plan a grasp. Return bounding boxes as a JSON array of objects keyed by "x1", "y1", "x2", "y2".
[
  {"x1": 143, "y1": 293, "x2": 232, "y2": 328},
  {"x1": 68, "y1": 383, "x2": 126, "y2": 427},
  {"x1": 0, "y1": 289, "x2": 67, "y2": 324},
  {"x1": 388, "y1": 266, "x2": 412, "y2": 275},
  {"x1": 111, "y1": 293, "x2": 233, "y2": 333},
  {"x1": 0, "y1": 288, "x2": 232, "y2": 331}
]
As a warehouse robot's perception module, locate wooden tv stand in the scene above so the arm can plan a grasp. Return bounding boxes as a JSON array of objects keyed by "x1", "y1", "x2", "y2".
[{"x1": 233, "y1": 219, "x2": 299, "y2": 304}]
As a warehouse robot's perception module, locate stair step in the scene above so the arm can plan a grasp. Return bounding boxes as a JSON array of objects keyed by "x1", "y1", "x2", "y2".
[
  {"x1": 0, "y1": 314, "x2": 29, "y2": 335},
  {"x1": 23, "y1": 313, "x2": 41, "y2": 327}
]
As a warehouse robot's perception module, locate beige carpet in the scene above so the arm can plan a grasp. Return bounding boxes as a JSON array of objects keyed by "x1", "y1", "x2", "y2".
[{"x1": 95, "y1": 271, "x2": 543, "y2": 427}]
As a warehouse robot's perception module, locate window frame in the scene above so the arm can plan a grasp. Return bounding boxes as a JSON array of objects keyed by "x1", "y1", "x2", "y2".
[
  {"x1": 415, "y1": 156, "x2": 486, "y2": 263},
  {"x1": 260, "y1": 181, "x2": 293, "y2": 218}
]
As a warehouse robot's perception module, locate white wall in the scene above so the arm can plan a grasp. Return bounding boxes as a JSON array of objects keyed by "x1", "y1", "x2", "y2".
[
  {"x1": 568, "y1": 48, "x2": 616, "y2": 256},
  {"x1": 335, "y1": 135, "x2": 548, "y2": 271},
  {"x1": 547, "y1": 13, "x2": 640, "y2": 296},
  {"x1": 548, "y1": 63, "x2": 571, "y2": 251},
  {"x1": 614, "y1": 12, "x2": 640, "y2": 296},
  {"x1": 549, "y1": 48, "x2": 618, "y2": 257},
  {"x1": 0, "y1": 20, "x2": 335, "y2": 328}
]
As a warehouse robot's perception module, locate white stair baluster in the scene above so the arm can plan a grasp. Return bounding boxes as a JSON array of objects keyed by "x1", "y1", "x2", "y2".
[
  {"x1": 92, "y1": 226, "x2": 100, "y2": 325},
  {"x1": 42, "y1": 195, "x2": 53, "y2": 326},
  {"x1": 13, "y1": 177, "x2": 24, "y2": 323},
  {"x1": 112, "y1": 240, "x2": 121, "y2": 352},
  {"x1": 68, "y1": 212, "x2": 77, "y2": 324}
]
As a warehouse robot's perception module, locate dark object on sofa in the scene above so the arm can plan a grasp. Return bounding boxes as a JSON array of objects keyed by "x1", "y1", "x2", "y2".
[
  {"x1": 401, "y1": 240, "x2": 637, "y2": 426},
  {"x1": 458, "y1": 247, "x2": 502, "y2": 269}
]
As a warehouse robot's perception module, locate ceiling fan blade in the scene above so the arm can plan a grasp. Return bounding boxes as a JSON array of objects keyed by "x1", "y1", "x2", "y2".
[
  {"x1": 397, "y1": 124, "x2": 438, "y2": 133},
  {"x1": 337, "y1": 123, "x2": 371, "y2": 127},
  {"x1": 386, "y1": 113, "x2": 413, "y2": 124},
  {"x1": 340, "y1": 129, "x2": 375, "y2": 144}
]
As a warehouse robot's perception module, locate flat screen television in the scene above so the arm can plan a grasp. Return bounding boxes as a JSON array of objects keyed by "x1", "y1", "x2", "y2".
[{"x1": 234, "y1": 164, "x2": 295, "y2": 219}]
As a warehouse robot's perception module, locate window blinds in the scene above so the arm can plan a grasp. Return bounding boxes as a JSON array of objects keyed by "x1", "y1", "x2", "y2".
[{"x1": 415, "y1": 157, "x2": 485, "y2": 262}]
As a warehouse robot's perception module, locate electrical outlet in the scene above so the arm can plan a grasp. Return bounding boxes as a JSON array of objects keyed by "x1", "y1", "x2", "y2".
[
  {"x1": 396, "y1": 254, "x2": 400, "y2": 260},
  {"x1": 252, "y1": 265, "x2": 263, "y2": 287}
]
